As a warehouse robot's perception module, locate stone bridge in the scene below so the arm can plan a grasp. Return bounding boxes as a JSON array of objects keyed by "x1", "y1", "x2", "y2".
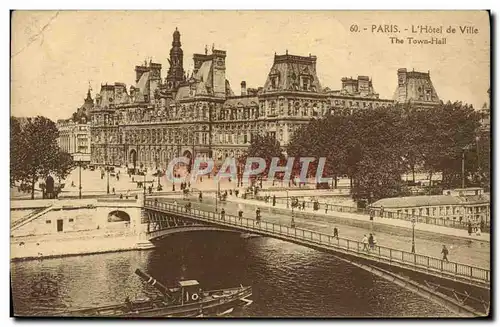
[{"x1": 143, "y1": 199, "x2": 491, "y2": 317}]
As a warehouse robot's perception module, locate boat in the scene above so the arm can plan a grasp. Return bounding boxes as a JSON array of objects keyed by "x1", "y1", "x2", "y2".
[{"x1": 54, "y1": 269, "x2": 252, "y2": 317}]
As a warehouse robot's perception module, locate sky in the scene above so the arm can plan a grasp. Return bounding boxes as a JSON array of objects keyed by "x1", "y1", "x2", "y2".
[{"x1": 11, "y1": 11, "x2": 490, "y2": 121}]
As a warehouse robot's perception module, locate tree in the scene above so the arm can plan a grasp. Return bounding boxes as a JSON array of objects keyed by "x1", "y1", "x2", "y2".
[
  {"x1": 349, "y1": 105, "x2": 407, "y2": 203},
  {"x1": 244, "y1": 134, "x2": 284, "y2": 185},
  {"x1": 287, "y1": 114, "x2": 350, "y2": 188},
  {"x1": 11, "y1": 116, "x2": 61, "y2": 199},
  {"x1": 52, "y1": 151, "x2": 76, "y2": 183},
  {"x1": 10, "y1": 117, "x2": 26, "y2": 186},
  {"x1": 419, "y1": 102, "x2": 480, "y2": 188}
]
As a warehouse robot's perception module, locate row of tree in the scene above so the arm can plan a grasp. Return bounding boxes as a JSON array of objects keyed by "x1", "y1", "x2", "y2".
[
  {"x1": 11, "y1": 116, "x2": 76, "y2": 199},
  {"x1": 244, "y1": 102, "x2": 489, "y2": 203}
]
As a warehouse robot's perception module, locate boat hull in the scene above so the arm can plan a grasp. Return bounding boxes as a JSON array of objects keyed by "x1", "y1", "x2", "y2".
[{"x1": 58, "y1": 286, "x2": 252, "y2": 318}]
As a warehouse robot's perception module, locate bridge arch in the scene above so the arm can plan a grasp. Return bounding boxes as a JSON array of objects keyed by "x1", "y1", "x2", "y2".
[
  {"x1": 148, "y1": 225, "x2": 240, "y2": 242},
  {"x1": 108, "y1": 210, "x2": 131, "y2": 222}
]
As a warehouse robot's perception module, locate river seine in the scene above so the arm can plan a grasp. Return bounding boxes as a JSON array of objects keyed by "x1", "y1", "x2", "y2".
[{"x1": 11, "y1": 232, "x2": 450, "y2": 317}]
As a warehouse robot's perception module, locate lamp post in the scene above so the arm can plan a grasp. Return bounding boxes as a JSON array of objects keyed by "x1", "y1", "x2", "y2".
[
  {"x1": 76, "y1": 151, "x2": 82, "y2": 199},
  {"x1": 104, "y1": 114, "x2": 110, "y2": 194},
  {"x1": 411, "y1": 218, "x2": 416, "y2": 253},
  {"x1": 476, "y1": 135, "x2": 481, "y2": 182},
  {"x1": 215, "y1": 178, "x2": 220, "y2": 213},
  {"x1": 286, "y1": 190, "x2": 289, "y2": 208},
  {"x1": 461, "y1": 148, "x2": 466, "y2": 189},
  {"x1": 143, "y1": 167, "x2": 146, "y2": 198},
  {"x1": 155, "y1": 150, "x2": 161, "y2": 188}
]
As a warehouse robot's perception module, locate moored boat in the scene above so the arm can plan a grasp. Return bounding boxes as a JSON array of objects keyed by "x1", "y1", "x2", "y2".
[{"x1": 54, "y1": 269, "x2": 252, "y2": 317}]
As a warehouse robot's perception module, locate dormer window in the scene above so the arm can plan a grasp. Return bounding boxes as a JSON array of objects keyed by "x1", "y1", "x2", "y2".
[
  {"x1": 271, "y1": 77, "x2": 277, "y2": 89},
  {"x1": 425, "y1": 89, "x2": 432, "y2": 101},
  {"x1": 302, "y1": 78, "x2": 309, "y2": 91}
]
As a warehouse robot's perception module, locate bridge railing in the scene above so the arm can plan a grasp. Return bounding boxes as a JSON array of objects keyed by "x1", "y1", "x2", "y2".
[
  {"x1": 145, "y1": 200, "x2": 490, "y2": 287},
  {"x1": 259, "y1": 197, "x2": 490, "y2": 231}
]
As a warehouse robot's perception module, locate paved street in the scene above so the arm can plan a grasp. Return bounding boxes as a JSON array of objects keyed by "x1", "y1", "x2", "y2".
[
  {"x1": 11, "y1": 165, "x2": 353, "y2": 199},
  {"x1": 158, "y1": 195, "x2": 490, "y2": 269}
]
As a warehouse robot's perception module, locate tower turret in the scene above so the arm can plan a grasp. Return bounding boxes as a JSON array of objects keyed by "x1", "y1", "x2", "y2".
[{"x1": 166, "y1": 28, "x2": 186, "y2": 90}]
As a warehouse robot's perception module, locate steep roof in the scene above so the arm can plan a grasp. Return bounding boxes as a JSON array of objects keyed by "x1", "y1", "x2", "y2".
[{"x1": 262, "y1": 53, "x2": 322, "y2": 94}]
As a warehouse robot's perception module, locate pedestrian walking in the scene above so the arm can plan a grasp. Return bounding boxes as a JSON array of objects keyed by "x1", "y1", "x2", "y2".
[
  {"x1": 221, "y1": 208, "x2": 226, "y2": 221},
  {"x1": 302, "y1": 201, "x2": 306, "y2": 210},
  {"x1": 333, "y1": 227, "x2": 338, "y2": 238},
  {"x1": 199, "y1": 191, "x2": 203, "y2": 202},
  {"x1": 379, "y1": 206, "x2": 384, "y2": 218},
  {"x1": 368, "y1": 233, "x2": 375, "y2": 250},
  {"x1": 369, "y1": 207, "x2": 374, "y2": 221},
  {"x1": 256, "y1": 207, "x2": 261, "y2": 223},
  {"x1": 325, "y1": 205, "x2": 328, "y2": 214},
  {"x1": 441, "y1": 245, "x2": 449, "y2": 262},
  {"x1": 467, "y1": 221, "x2": 473, "y2": 236},
  {"x1": 372, "y1": 234, "x2": 377, "y2": 249},
  {"x1": 362, "y1": 235, "x2": 369, "y2": 251}
]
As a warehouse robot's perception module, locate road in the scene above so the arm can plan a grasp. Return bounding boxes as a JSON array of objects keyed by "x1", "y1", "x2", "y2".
[{"x1": 158, "y1": 195, "x2": 490, "y2": 269}]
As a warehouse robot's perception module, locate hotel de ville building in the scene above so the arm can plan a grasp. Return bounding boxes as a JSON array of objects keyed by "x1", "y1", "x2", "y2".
[{"x1": 89, "y1": 28, "x2": 440, "y2": 170}]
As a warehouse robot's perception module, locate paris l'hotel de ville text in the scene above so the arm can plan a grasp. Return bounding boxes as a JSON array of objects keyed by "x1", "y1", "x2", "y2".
[{"x1": 87, "y1": 28, "x2": 442, "y2": 169}]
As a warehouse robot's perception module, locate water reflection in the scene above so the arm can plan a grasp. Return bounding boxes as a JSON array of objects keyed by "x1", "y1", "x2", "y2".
[{"x1": 11, "y1": 232, "x2": 451, "y2": 317}]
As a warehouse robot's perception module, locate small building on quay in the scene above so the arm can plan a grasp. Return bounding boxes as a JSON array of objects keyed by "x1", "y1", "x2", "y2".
[{"x1": 372, "y1": 187, "x2": 490, "y2": 224}]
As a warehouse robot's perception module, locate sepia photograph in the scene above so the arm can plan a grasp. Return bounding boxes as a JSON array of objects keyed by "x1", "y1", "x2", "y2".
[{"x1": 9, "y1": 10, "x2": 491, "y2": 318}]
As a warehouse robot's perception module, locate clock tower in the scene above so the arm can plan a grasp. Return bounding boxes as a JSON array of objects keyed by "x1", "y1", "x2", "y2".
[{"x1": 166, "y1": 28, "x2": 186, "y2": 90}]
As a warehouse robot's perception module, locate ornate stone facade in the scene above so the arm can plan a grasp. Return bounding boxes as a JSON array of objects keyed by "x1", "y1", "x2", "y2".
[
  {"x1": 57, "y1": 89, "x2": 93, "y2": 162},
  {"x1": 89, "y1": 29, "x2": 440, "y2": 170}
]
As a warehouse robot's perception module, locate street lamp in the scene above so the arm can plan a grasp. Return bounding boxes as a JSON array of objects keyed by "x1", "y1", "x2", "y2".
[
  {"x1": 215, "y1": 178, "x2": 220, "y2": 213},
  {"x1": 476, "y1": 135, "x2": 481, "y2": 182},
  {"x1": 286, "y1": 190, "x2": 289, "y2": 208},
  {"x1": 411, "y1": 218, "x2": 416, "y2": 253},
  {"x1": 461, "y1": 148, "x2": 466, "y2": 189},
  {"x1": 155, "y1": 150, "x2": 161, "y2": 188},
  {"x1": 76, "y1": 151, "x2": 83, "y2": 199}
]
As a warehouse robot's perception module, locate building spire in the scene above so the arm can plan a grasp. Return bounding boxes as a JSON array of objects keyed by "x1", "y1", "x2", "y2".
[{"x1": 85, "y1": 81, "x2": 93, "y2": 101}]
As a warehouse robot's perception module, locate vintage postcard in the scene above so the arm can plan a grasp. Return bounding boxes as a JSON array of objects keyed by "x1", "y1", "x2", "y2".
[{"x1": 10, "y1": 10, "x2": 490, "y2": 318}]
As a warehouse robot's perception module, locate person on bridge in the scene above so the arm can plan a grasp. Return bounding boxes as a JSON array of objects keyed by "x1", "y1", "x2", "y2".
[
  {"x1": 362, "y1": 235, "x2": 369, "y2": 251},
  {"x1": 221, "y1": 208, "x2": 226, "y2": 221},
  {"x1": 441, "y1": 245, "x2": 449, "y2": 262},
  {"x1": 333, "y1": 227, "x2": 338, "y2": 238},
  {"x1": 368, "y1": 233, "x2": 375, "y2": 250},
  {"x1": 237, "y1": 203, "x2": 243, "y2": 220},
  {"x1": 256, "y1": 208, "x2": 261, "y2": 223}
]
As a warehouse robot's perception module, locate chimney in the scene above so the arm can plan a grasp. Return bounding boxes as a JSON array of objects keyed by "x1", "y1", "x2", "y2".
[{"x1": 241, "y1": 81, "x2": 247, "y2": 96}]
